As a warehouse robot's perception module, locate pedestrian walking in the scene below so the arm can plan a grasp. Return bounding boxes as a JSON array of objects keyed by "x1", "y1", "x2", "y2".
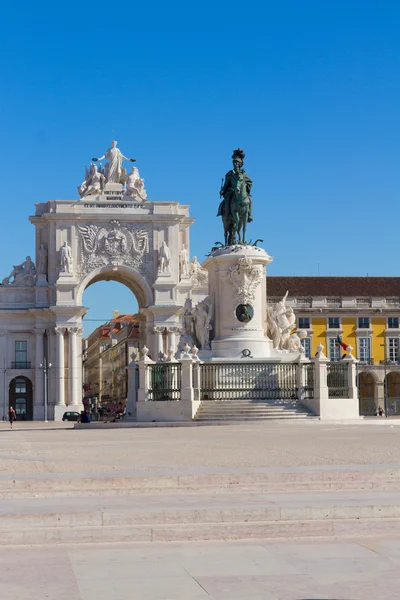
[
  {"x1": 8, "y1": 406, "x2": 16, "y2": 429},
  {"x1": 378, "y1": 405, "x2": 384, "y2": 417}
]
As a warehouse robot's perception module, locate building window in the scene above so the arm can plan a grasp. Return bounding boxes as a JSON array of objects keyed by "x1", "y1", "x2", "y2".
[
  {"x1": 358, "y1": 337, "x2": 371, "y2": 364},
  {"x1": 388, "y1": 317, "x2": 399, "y2": 329},
  {"x1": 15, "y1": 341, "x2": 27, "y2": 367},
  {"x1": 328, "y1": 317, "x2": 340, "y2": 329},
  {"x1": 388, "y1": 338, "x2": 400, "y2": 363},
  {"x1": 328, "y1": 337, "x2": 341, "y2": 361},
  {"x1": 301, "y1": 337, "x2": 311, "y2": 359},
  {"x1": 298, "y1": 317, "x2": 310, "y2": 329},
  {"x1": 358, "y1": 317, "x2": 370, "y2": 329}
]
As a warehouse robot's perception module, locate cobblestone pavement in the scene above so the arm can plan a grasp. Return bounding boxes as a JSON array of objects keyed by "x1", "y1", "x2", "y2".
[
  {"x1": 0, "y1": 536, "x2": 399, "y2": 599},
  {"x1": 1, "y1": 420, "x2": 400, "y2": 476}
]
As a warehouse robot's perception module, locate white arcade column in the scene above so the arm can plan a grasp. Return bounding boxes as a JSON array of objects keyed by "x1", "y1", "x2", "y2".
[
  {"x1": 68, "y1": 327, "x2": 81, "y2": 409},
  {"x1": 34, "y1": 329, "x2": 45, "y2": 420},
  {"x1": 54, "y1": 327, "x2": 65, "y2": 420}
]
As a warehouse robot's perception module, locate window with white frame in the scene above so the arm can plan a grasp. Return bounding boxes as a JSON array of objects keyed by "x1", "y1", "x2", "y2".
[
  {"x1": 328, "y1": 317, "x2": 340, "y2": 329},
  {"x1": 358, "y1": 317, "x2": 370, "y2": 329},
  {"x1": 358, "y1": 337, "x2": 371, "y2": 363},
  {"x1": 388, "y1": 338, "x2": 400, "y2": 363},
  {"x1": 298, "y1": 317, "x2": 310, "y2": 329},
  {"x1": 328, "y1": 337, "x2": 341, "y2": 361},
  {"x1": 388, "y1": 317, "x2": 399, "y2": 329},
  {"x1": 301, "y1": 337, "x2": 311, "y2": 358}
]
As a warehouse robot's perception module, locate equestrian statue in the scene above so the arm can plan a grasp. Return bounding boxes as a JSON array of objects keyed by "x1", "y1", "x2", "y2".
[{"x1": 217, "y1": 148, "x2": 253, "y2": 245}]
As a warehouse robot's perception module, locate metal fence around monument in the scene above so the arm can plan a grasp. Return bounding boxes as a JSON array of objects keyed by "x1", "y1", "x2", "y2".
[
  {"x1": 146, "y1": 363, "x2": 182, "y2": 401},
  {"x1": 199, "y1": 362, "x2": 299, "y2": 401},
  {"x1": 327, "y1": 362, "x2": 349, "y2": 398},
  {"x1": 303, "y1": 362, "x2": 314, "y2": 399}
]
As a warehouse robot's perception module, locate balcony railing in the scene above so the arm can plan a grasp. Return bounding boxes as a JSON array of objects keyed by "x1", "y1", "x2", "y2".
[{"x1": 11, "y1": 361, "x2": 31, "y2": 369}]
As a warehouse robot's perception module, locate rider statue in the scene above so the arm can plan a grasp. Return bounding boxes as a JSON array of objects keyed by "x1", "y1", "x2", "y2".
[{"x1": 217, "y1": 148, "x2": 253, "y2": 246}]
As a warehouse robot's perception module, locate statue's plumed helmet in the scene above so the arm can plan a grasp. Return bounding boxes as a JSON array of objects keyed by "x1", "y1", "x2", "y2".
[{"x1": 232, "y1": 148, "x2": 245, "y2": 162}]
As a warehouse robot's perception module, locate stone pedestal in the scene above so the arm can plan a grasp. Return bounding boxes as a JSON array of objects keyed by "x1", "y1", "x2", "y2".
[{"x1": 204, "y1": 245, "x2": 274, "y2": 359}]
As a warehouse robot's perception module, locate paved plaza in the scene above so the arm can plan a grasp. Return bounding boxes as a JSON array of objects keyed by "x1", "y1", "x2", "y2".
[
  {"x1": 1, "y1": 419, "x2": 400, "y2": 476},
  {"x1": 2, "y1": 421, "x2": 400, "y2": 598},
  {"x1": 2, "y1": 537, "x2": 400, "y2": 599}
]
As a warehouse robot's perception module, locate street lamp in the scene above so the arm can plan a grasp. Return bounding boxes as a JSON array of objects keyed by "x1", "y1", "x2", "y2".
[
  {"x1": 39, "y1": 357, "x2": 52, "y2": 422},
  {"x1": 380, "y1": 343, "x2": 387, "y2": 417}
]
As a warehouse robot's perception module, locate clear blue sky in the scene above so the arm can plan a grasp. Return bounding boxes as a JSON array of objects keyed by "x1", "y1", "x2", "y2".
[{"x1": 1, "y1": 2, "x2": 400, "y2": 335}]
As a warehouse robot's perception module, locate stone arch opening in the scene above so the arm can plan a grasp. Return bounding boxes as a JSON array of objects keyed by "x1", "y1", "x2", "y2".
[
  {"x1": 358, "y1": 371, "x2": 376, "y2": 416},
  {"x1": 9, "y1": 376, "x2": 33, "y2": 420},
  {"x1": 386, "y1": 371, "x2": 400, "y2": 415},
  {"x1": 77, "y1": 265, "x2": 153, "y2": 309}
]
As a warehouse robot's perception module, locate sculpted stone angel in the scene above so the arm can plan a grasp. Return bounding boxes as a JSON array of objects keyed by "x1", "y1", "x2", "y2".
[{"x1": 92, "y1": 141, "x2": 135, "y2": 184}]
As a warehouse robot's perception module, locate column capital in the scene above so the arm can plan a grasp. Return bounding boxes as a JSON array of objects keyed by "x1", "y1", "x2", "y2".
[
  {"x1": 153, "y1": 326, "x2": 165, "y2": 334},
  {"x1": 68, "y1": 326, "x2": 82, "y2": 335},
  {"x1": 55, "y1": 326, "x2": 66, "y2": 336},
  {"x1": 35, "y1": 328, "x2": 46, "y2": 336}
]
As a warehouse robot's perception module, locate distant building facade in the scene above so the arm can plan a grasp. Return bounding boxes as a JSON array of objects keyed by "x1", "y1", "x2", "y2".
[
  {"x1": 268, "y1": 277, "x2": 400, "y2": 416},
  {"x1": 82, "y1": 311, "x2": 140, "y2": 415}
]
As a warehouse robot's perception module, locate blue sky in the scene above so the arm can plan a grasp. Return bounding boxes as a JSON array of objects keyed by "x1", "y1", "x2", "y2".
[{"x1": 1, "y1": 2, "x2": 400, "y2": 335}]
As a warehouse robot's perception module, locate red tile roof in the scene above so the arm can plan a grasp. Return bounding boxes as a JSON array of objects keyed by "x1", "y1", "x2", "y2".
[{"x1": 267, "y1": 277, "x2": 400, "y2": 298}]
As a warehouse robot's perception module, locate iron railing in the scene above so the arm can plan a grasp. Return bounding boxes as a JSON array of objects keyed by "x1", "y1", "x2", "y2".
[
  {"x1": 303, "y1": 362, "x2": 314, "y2": 399},
  {"x1": 327, "y1": 362, "x2": 349, "y2": 398},
  {"x1": 11, "y1": 361, "x2": 31, "y2": 369},
  {"x1": 199, "y1": 362, "x2": 299, "y2": 401},
  {"x1": 146, "y1": 363, "x2": 181, "y2": 401}
]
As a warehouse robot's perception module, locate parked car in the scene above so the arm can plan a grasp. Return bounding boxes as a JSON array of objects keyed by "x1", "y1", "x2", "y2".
[{"x1": 62, "y1": 411, "x2": 81, "y2": 422}]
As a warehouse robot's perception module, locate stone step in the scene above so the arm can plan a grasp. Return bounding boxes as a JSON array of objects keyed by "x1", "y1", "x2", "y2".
[
  {"x1": 195, "y1": 415, "x2": 311, "y2": 421},
  {"x1": 2, "y1": 467, "x2": 400, "y2": 496},
  {"x1": 1, "y1": 490, "x2": 400, "y2": 544}
]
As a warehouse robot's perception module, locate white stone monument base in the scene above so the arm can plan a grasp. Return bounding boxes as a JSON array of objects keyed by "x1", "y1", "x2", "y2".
[
  {"x1": 204, "y1": 245, "x2": 274, "y2": 361},
  {"x1": 212, "y1": 335, "x2": 274, "y2": 359}
]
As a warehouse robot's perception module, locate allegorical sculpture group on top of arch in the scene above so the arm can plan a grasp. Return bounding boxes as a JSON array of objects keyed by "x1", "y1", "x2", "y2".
[
  {"x1": 77, "y1": 220, "x2": 152, "y2": 278},
  {"x1": 77, "y1": 141, "x2": 147, "y2": 202}
]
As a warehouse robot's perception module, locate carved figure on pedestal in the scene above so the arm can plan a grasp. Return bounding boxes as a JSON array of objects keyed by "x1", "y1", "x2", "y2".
[
  {"x1": 92, "y1": 141, "x2": 136, "y2": 184},
  {"x1": 179, "y1": 245, "x2": 189, "y2": 278},
  {"x1": 193, "y1": 295, "x2": 213, "y2": 350},
  {"x1": 217, "y1": 148, "x2": 253, "y2": 245},
  {"x1": 2, "y1": 256, "x2": 36, "y2": 286},
  {"x1": 158, "y1": 241, "x2": 170, "y2": 273},
  {"x1": 60, "y1": 241, "x2": 73, "y2": 273},
  {"x1": 287, "y1": 329, "x2": 307, "y2": 353},
  {"x1": 182, "y1": 299, "x2": 195, "y2": 339},
  {"x1": 125, "y1": 166, "x2": 147, "y2": 201},
  {"x1": 266, "y1": 291, "x2": 297, "y2": 351},
  {"x1": 190, "y1": 257, "x2": 208, "y2": 287},
  {"x1": 37, "y1": 245, "x2": 48, "y2": 276},
  {"x1": 78, "y1": 164, "x2": 105, "y2": 198}
]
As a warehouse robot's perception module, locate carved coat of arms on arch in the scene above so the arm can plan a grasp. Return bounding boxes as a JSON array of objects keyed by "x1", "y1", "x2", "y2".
[{"x1": 77, "y1": 220, "x2": 151, "y2": 277}]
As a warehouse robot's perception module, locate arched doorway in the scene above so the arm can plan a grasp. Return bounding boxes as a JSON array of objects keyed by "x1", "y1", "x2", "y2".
[
  {"x1": 358, "y1": 372, "x2": 376, "y2": 416},
  {"x1": 9, "y1": 376, "x2": 33, "y2": 420},
  {"x1": 82, "y1": 279, "x2": 142, "y2": 420},
  {"x1": 386, "y1": 371, "x2": 400, "y2": 415}
]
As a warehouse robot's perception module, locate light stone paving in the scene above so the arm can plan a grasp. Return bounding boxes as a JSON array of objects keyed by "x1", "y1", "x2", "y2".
[
  {"x1": 0, "y1": 537, "x2": 399, "y2": 599},
  {"x1": 1, "y1": 420, "x2": 400, "y2": 477}
]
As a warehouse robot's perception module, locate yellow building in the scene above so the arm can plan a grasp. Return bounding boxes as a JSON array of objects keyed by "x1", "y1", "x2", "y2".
[{"x1": 268, "y1": 277, "x2": 400, "y2": 416}]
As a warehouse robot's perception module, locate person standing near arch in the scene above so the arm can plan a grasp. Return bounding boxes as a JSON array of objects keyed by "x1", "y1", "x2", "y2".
[{"x1": 8, "y1": 406, "x2": 16, "y2": 429}]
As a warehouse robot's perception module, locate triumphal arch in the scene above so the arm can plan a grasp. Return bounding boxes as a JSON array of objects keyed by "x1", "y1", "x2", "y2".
[{"x1": 0, "y1": 142, "x2": 207, "y2": 419}]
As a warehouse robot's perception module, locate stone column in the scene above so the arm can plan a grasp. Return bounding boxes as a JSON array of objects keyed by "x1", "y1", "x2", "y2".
[
  {"x1": 34, "y1": 329, "x2": 45, "y2": 417},
  {"x1": 55, "y1": 327, "x2": 65, "y2": 407},
  {"x1": 153, "y1": 327, "x2": 164, "y2": 359},
  {"x1": 68, "y1": 327, "x2": 80, "y2": 407},
  {"x1": 0, "y1": 331, "x2": 7, "y2": 419}
]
